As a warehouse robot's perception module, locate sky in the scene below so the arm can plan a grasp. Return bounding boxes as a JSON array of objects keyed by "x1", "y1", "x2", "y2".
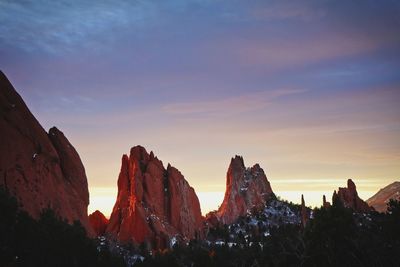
[{"x1": 1, "y1": 0, "x2": 399, "y2": 216}]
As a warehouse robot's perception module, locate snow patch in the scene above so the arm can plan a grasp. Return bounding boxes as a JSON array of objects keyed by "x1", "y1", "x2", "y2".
[{"x1": 170, "y1": 236, "x2": 178, "y2": 248}]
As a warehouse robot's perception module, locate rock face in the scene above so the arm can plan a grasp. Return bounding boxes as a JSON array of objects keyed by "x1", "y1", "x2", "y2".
[
  {"x1": 210, "y1": 156, "x2": 274, "y2": 225},
  {"x1": 367, "y1": 181, "x2": 400, "y2": 212},
  {"x1": 332, "y1": 179, "x2": 372, "y2": 213},
  {"x1": 106, "y1": 146, "x2": 203, "y2": 249},
  {"x1": 89, "y1": 210, "x2": 109, "y2": 236},
  {"x1": 0, "y1": 71, "x2": 91, "y2": 232}
]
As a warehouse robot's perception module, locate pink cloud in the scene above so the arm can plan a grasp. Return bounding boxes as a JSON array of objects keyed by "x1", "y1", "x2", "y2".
[
  {"x1": 251, "y1": 2, "x2": 325, "y2": 21},
  {"x1": 162, "y1": 88, "x2": 307, "y2": 115},
  {"x1": 231, "y1": 33, "x2": 380, "y2": 69}
]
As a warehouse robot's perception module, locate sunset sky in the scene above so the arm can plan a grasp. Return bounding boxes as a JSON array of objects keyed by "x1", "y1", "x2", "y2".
[{"x1": 1, "y1": 0, "x2": 399, "y2": 216}]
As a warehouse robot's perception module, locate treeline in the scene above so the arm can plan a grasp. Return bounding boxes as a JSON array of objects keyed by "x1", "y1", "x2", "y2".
[
  {"x1": 0, "y1": 187, "x2": 124, "y2": 267},
  {"x1": 1, "y1": 186, "x2": 399, "y2": 267},
  {"x1": 137, "y1": 200, "x2": 400, "y2": 267}
]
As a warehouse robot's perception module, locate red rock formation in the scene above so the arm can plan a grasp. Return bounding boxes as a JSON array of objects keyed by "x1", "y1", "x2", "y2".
[
  {"x1": 332, "y1": 179, "x2": 372, "y2": 213},
  {"x1": 301, "y1": 194, "x2": 308, "y2": 228},
  {"x1": 0, "y1": 71, "x2": 92, "y2": 233},
  {"x1": 204, "y1": 211, "x2": 220, "y2": 227},
  {"x1": 106, "y1": 146, "x2": 203, "y2": 249},
  {"x1": 89, "y1": 210, "x2": 109, "y2": 236},
  {"x1": 367, "y1": 181, "x2": 400, "y2": 212},
  {"x1": 210, "y1": 156, "x2": 274, "y2": 225},
  {"x1": 322, "y1": 194, "x2": 331, "y2": 208}
]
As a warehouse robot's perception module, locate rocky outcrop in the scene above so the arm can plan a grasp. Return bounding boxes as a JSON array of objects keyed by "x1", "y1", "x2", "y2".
[
  {"x1": 322, "y1": 194, "x2": 331, "y2": 208},
  {"x1": 332, "y1": 179, "x2": 372, "y2": 213},
  {"x1": 301, "y1": 194, "x2": 308, "y2": 228},
  {"x1": 89, "y1": 210, "x2": 109, "y2": 236},
  {"x1": 106, "y1": 146, "x2": 203, "y2": 249},
  {"x1": 367, "y1": 181, "x2": 400, "y2": 212},
  {"x1": 0, "y1": 71, "x2": 91, "y2": 233},
  {"x1": 209, "y1": 156, "x2": 274, "y2": 225}
]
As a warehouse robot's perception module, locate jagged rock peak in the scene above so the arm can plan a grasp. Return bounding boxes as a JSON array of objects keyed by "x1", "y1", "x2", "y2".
[
  {"x1": 323, "y1": 194, "x2": 331, "y2": 208},
  {"x1": 106, "y1": 146, "x2": 203, "y2": 249},
  {"x1": 89, "y1": 210, "x2": 109, "y2": 236},
  {"x1": 333, "y1": 179, "x2": 372, "y2": 213},
  {"x1": 230, "y1": 155, "x2": 245, "y2": 169},
  {"x1": 0, "y1": 71, "x2": 92, "y2": 234},
  {"x1": 130, "y1": 145, "x2": 150, "y2": 162},
  {"x1": 211, "y1": 156, "x2": 274, "y2": 225},
  {"x1": 347, "y1": 178, "x2": 356, "y2": 192}
]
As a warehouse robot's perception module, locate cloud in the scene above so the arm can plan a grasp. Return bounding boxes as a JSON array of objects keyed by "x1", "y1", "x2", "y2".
[
  {"x1": 216, "y1": 32, "x2": 388, "y2": 71},
  {"x1": 162, "y1": 88, "x2": 307, "y2": 115},
  {"x1": 227, "y1": 0, "x2": 400, "y2": 69},
  {"x1": 1, "y1": 0, "x2": 399, "y2": 62},
  {"x1": 249, "y1": 0, "x2": 400, "y2": 40},
  {"x1": 251, "y1": 1, "x2": 325, "y2": 21},
  {"x1": 0, "y1": 0, "x2": 226, "y2": 54},
  {"x1": 0, "y1": 0, "x2": 157, "y2": 53}
]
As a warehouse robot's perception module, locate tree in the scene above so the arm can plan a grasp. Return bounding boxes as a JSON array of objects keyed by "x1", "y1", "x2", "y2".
[
  {"x1": 303, "y1": 200, "x2": 360, "y2": 266},
  {"x1": 0, "y1": 187, "x2": 124, "y2": 267}
]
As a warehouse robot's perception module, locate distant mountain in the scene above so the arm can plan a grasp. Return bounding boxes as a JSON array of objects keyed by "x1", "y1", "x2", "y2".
[
  {"x1": 367, "y1": 181, "x2": 400, "y2": 212},
  {"x1": 206, "y1": 156, "x2": 274, "y2": 226},
  {"x1": 106, "y1": 146, "x2": 203, "y2": 250},
  {"x1": 0, "y1": 71, "x2": 92, "y2": 233}
]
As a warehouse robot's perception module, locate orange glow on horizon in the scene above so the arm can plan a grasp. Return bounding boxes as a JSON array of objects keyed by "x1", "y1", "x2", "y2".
[{"x1": 88, "y1": 178, "x2": 384, "y2": 217}]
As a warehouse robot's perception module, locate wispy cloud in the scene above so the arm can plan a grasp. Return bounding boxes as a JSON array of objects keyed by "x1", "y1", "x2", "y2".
[
  {"x1": 162, "y1": 88, "x2": 307, "y2": 115},
  {"x1": 224, "y1": 33, "x2": 382, "y2": 70},
  {"x1": 0, "y1": 0, "x2": 157, "y2": 53},
  {"x1": 1, "y1": 0, "x2": 398, "y2": 60},
  {"x1": 251, "y1": 1, "x2": 325, "y2": 21}
]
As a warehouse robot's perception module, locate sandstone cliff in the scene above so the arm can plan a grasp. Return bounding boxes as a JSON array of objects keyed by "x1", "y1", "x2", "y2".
[
  {"x1": 106, "y1": 146, "x2": 203, "y2": 249},
  {"x1": 0, "y1": 71, "x2": 91, "y2": 233},
  {"x1": 332, "y1": 179, "x2": 372, "y2": 213},
  {"x1": 208, "y1": 156, "x2": 274, "y2": 225}
]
